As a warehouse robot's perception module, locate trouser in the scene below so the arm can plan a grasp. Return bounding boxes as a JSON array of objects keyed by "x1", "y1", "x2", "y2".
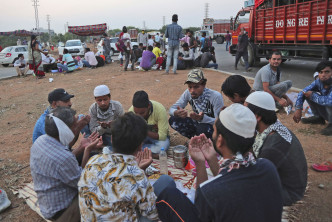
[
  {"x1": 124, "y1": 51, "x2": 136, "y2": 70},
  {"x1": 226, "y1": 41, "x2": 231, "y2": 51},
  {"x1": 306, "y1": 99, "x2": 332, "y2": 123},
  {"x1": 142, "y1": 136, "x2": 170, "y2": 154},
  {"x1": 153, "y1": 175, "x2": 200, "y2": 222},
  {"x1": 169, "y1": 116, "x2": 214, "y2": 139},
  {"x1": 269, "y1": 80, "x2": 292, "y2": 98},
  {"x1": 49, "y1": 195, "x2": 80, "y2": 222},
  {"x1": 205, "y1": 63, "x2": 218, "y2": 69},
  {"x1": 82, "y1": 60, "x2": 96, "y2": 68},
  {"x1": 142, "y1": 58, "x2": 157, "y2": 70},
  {"x1": 15, "y1": 67, "x2": 28, "y2": 76},
  {"x1": 166, "y1": 45, "x2": 179, "y2": 73},
  {"x1": 57, "y1": 63, "x2": 68, "y2": 72},
  {"x1": 235, "y1": 50, "x2": 249, "y2": 70},
  {"x1": 43, "y1": 63, "x2": 58, "y2": 72}
]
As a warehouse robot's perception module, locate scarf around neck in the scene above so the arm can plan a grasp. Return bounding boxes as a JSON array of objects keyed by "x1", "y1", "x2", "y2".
[
  {"x1": 252, "y1": 120, "x2": 292, "y2": 157},
  {"x1": 219, "y1": 152, "x2": 256, "y2": 174},
  {"x1": 192, "y1": 88, "x2": 211, "y2": 113}
]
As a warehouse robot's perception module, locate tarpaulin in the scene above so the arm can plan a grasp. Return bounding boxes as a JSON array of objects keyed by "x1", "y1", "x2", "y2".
[
  {"x1": 0, "y1": 30, "x2": 40, "y2": 36},
  {"x1": 68, "y1": 23, "x2": 107, "y2": 36}
]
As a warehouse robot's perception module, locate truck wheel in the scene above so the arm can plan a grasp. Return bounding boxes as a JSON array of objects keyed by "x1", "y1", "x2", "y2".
[
  {"x1": 240, "y1": 43, "x2": 255, "y2": 67},
  {"x1": 216, "y1": 36, "x2": 224, "y2": 44}
]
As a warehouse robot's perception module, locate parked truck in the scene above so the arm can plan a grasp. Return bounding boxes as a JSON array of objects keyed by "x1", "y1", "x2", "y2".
[
  {"x1": 229, "y1": 0, "x2": 332, "y2": 66},
  {"x1": 200, "y1": 18, "x2": 231, "y2": 44}
]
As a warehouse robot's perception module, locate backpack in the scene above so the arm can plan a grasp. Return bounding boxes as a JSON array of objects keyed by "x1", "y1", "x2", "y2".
[
  {"x1": 95, "y1": 56, "x2": 104, "y2": 67},
  {"x1": 194, "y1": 55, "x2": 202, "y2": 67}
]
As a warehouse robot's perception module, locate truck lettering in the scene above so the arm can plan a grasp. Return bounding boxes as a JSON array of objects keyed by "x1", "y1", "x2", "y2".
[
  {"x1": 287, "y1": 19, "x2": 295, "y2": 27},
  {"x1": 276, "y1": 20, "x2": 284, "y2": 28},
  {"x1": 328, "y1": 15, "x2": 332, "y2": 24},
  {"x1": 317, "y1": 16, "x2": 324, "y2": 25}
]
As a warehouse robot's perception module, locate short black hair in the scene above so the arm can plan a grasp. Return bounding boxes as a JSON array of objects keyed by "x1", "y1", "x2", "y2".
[
  {"x1": 133, "y1": 90, "x2": 149, "y2": 108},
  {"x1": 315, "y1": 60, "x2": 332, "y2": 72},
  {"x1": 18, "y1": 53, "x2": 24, "y2": 58},
  {"x1": 270, "y1": 51, "x2": 282, "y2": 59},
  {"x1": 139, "y1": 43, "x2": 143, "y2": 47},
  {"x1": 182, "y1": 43, "x2": 189, "y2": 48},
  {"x1": 148, "y1": 45, "x2": 153, "y2": 51},
  {"x1": 122, "y1": 26, "x2": 127, "y2": 33},
  {"x1": 215, "y1": 119, "x2": 255, "y2": 155},
  {"x1": 172, "y1": 14, "x2": 178, "y2": 22},
  {"x1": 45, "y1": 107, "x2": 76, "y2": 138},
  {"x1": 202, "y1": 32, "x2": 206, "y2": 37},
  {"x1": 85, "y1": 48, "x2": 90, "y2": 52},
  {"x1": 63, "y1": 48, "x2": 69, "y2": 54},
  {"x1": 156, "y1": 42, "x2": 160, "y2": 48},
  {"x1": 221, "y1": 75, "x2": 251, "y2": 99},
  {"x1": 111, "y1": 112, "x2": 148, "y2": 155},
  {"x1": 247, "y1": 103, "x2": 277, "y2": 125}
]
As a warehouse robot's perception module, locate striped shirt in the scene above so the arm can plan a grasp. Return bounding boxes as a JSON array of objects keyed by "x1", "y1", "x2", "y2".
[
  {"x1": 30, "y1": 134, "x2": 82, "y2": 219},
  {"x1": 165, "y1": 22, "x2": 183, "y2": 47}
]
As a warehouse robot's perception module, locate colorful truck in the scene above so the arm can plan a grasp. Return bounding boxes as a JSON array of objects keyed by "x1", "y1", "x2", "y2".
[
  {"x1": 229, "y1": 0, "x2": 332, "y2": 66},
  {"x1": 198, "y1": 18, "x2": 231, "y2": 44}
]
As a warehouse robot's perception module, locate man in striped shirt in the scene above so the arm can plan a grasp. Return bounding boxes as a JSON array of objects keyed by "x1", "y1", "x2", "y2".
[{"x1": 164, "y1": 14, "x2": 183, "y2": 74}]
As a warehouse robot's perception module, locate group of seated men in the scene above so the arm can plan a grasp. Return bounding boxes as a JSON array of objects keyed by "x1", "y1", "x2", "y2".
[{"x1": 29, "y1": 53, "x2": 332, "y2": 221}]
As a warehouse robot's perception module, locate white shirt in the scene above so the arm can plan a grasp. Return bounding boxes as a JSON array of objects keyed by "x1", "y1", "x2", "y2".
[
  {"x1": 84, "y1": 51, "x2": 98, "y2": 66},
  {"x1": 14, "y1": 58, "x2": 27, "y2": 68},
  {"x1": 148, "y1": 39, "x2": 154, "y2": 46},
  {"x1": 41, "y1": 54, "x2": 55, "y2": 64},
  {"x1": 155, "y1": 35, "x2": 160, "y2": 43},
  {"x1": 122, "y1": 33, "x2": 131, "y2": 50}
]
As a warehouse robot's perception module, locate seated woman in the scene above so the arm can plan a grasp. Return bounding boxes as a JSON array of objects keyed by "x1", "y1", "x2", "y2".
[{"x1": 57, "y1": 48, "x2": 76, "y2": 73}]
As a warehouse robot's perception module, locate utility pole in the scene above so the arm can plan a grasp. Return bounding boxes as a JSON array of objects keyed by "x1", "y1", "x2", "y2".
[
  {"x1": 205, "y1": 3, "x2": 209, "y2": 19},
  {"x1": 64, "y1": 22, "x2": 69, "y2": 33},
  {"x1": 31, "y1": 0, "x2": 40, "y2": 32},
  {"x1": 163, "y1": 16, "x2": 165, "y2": 27},
  {"x1": 143, "y1": 21, "x2": 146, "y2": 30},
  {"x1": 47, "y1": 14, "x2": 51, "y2": 41}
]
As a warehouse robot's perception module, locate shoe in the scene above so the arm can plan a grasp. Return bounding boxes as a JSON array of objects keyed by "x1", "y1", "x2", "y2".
[
  {"x1": 235, "y1": 66, "x2": 238, "y2": 70},
  {"x1": 120, "y1": 64, "x2": 123, "y2": 67},
  {"x1": 312, "y1": 160, "x2": 332, "y2": 172},
  {"x1": 0, "y1": 189, "x2": 11, "y2": 213},
  {"x1": 246, "y1": 67, "x2": 252, "y2": 72},
  {"x1": 301, "y1": 116, "x2": 326, "y2": 125},
  {"x1": 321, "y1": 124, "x2": 332, "y2": 136}
]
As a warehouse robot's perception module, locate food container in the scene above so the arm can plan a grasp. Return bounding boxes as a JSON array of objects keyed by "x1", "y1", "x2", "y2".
[{"x1": 173, "y1": 145, "x2": 188, "y2": 168}]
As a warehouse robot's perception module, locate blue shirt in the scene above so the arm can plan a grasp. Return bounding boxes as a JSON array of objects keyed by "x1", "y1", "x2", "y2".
[
  {"x1": 30, "y1": 135, "x2": 81, "y2": 219},
  {"x1": 200, "y1": 37, "x2": 205, "y2": 49},
  {"x1": 32, "y1": 107, "x2": 50, "y2": 143},
  {"x1": 295, "y1": 79, "x2": 332, "y2": 110},
  {"x1": 165, "y1": 22, "x2": 183, "y2": 47}
]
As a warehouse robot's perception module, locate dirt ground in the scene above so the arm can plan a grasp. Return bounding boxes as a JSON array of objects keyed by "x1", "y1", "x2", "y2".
[{"x1": 0, "y1": 63, "x2": 331, "y2": 222}]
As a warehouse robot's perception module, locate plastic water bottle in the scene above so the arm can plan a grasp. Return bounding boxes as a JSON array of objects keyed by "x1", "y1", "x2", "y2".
[{"x1": 159, "y1": 147, "x2": 168, "y2": 175}]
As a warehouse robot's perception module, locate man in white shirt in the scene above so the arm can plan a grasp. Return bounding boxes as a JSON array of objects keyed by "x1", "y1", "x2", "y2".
[
  {"x1": 42, "y1": 52, "x2": 57, "y2": 72},
  {"x1": 155, "y1": 33, "x2": 161, "y2": 44},
  {"x1": 121, "y1": 26, "x2": 135, "y2": 71},
  {"x1": 14, "y1": 54, "x2": 28, "y2": 77},
  {"x1": 137, "y1": 29, "x2": 148, "y2": 50},
  {"x1": 82, "y1": 48, "x2": 98, "y2": 68}
]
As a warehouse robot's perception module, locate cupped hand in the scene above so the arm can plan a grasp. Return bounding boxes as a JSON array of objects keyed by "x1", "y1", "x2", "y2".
[{"x1": 189, "y1": 136, "x2": 206, "y2": 163}]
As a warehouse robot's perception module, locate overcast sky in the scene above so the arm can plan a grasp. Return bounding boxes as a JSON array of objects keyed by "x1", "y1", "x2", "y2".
[{"x1": 1, "y1": 0, "x2": 245, "y2": 34}]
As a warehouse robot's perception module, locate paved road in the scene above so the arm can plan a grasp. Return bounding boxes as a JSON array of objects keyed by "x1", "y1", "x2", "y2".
[
  {"x1": 213, "y1": 43, "x2": 319, "y2": 89},
  {"x1": 0, "y1": 66, "x2": 17, "y2": 80}
]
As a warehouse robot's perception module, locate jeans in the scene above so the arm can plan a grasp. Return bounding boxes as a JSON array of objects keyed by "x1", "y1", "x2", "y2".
[
  {"x1": 142, "y1": 136, "x2": 170, "y2": 154},
  {"x1": 82, "y1": 60, "x2": 96, "y2": 68},
  {"x1": 169, "y1": 116, "x2": 214, "y2": 139},
  {"x1": 306, "y1": 99, "x2": 332, "y2": 123},
  {"x1": 206, "y1": 63, "x2": 218, "y2": 69},
  {"x1": 269, "y1": 80, "x2": 293, "y2": 98},
  {"x1": 57, "y1": 63, "x2": 68, "y2": 72},
  {"x1": 235, "y1": 50, "x2": 249, "y2": 70},
  {"x1": 166, "y1": 45, "x2": 179, "y2": 73},
  {"x1": 226, "y1": 40, "x2": 231, "y2": 51}
]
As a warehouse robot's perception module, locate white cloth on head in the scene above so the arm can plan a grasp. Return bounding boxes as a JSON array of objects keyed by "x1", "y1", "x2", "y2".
[
  {"x1": 94, "y1": 85, "x2": 110, "y2": 97},
  {"x1": 245, "y1": 91, "x2": 276, "y2": 111},
  {"x1": 49, "y1": 113, "x2": 74, "y2": 146},
  {"x1": 219, "y1": 103, "x2": 256, "y2": 138}
]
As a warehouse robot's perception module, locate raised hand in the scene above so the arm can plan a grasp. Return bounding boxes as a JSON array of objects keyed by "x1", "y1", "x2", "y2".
[
  {"x1": 174, "y1": 106, "x2": 188, "y2": 118},
  {"x1": 136, "y1": 148, "x2": 153, "y2": 170},
  {"x1": 198, "y1": 134, "x2": 217, "y2": 161},
  {"x1": 189, "y1": 135, "x2": 206, "y2": 163},
  {"x1": 189, "y1": 112, "x2": 204, "y2": 121},
  {"x1": 86, "y1": 136, "x2": 103, "y2": 151}
]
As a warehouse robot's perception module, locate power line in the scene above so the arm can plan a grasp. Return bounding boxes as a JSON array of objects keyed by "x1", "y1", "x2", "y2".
[{"x1": 31, "y1": 0, "x2": 40, "y2": 32}]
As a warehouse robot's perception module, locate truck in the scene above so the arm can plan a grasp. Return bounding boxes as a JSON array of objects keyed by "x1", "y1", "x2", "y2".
[
  {"x1": 229, "y1": 0, "x2": 332, "y2": 66},
  {"x1": 199, "y1": 18, "x2": 231, "y2": 44}
]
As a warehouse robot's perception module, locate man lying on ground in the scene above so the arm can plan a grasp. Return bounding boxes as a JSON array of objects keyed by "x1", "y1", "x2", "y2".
[
  {"x1": 245, "y1": 91, "x2": 307, "y2": 206},
  {"x1": 153, "y1": 104, "x2": 283, "y2": 222},
  {"x1": 129, "y1": 90, "x2": 170, "y2": 158},
  {"x1": 30, "y1": 107, "x2": 102, "y2": 221},
  {"x1": 169, "y1": 69, "x2": 224, "y2": 139}
]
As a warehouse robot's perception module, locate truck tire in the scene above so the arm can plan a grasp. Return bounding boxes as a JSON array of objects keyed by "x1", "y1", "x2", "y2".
[
  {"x1": 216, "y1": 36, "x2": 225, "y2": 44},
  {"x1": 240, "y1": 42, "x2": 255, "y2": 67}
]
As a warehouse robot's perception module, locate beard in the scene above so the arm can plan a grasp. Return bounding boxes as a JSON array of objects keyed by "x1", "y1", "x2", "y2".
[
  {"x1": 321, "y1": 77, "x2": 332, "y2": 86},
  {"x1": 212, "y1": 137, "x2": 222, "y2": 156}
]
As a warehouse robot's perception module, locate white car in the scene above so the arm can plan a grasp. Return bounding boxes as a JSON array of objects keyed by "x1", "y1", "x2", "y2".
[
  {"x1": 58, "y1": 39, "x2": 85, "y2": 57},
  {"x1": 0, "y1": 46, "x2": 28, "y2": 67},
  {"x1": 97, "y1": 37, "x2": 138, "y2": 56}
]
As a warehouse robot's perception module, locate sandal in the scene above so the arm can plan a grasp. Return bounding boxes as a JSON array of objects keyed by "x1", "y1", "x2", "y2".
[{"x1": 312, "y1": 161, "x2": 332, "y2": 172}]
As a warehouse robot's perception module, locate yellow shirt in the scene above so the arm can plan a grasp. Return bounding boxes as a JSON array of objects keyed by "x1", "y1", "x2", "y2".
[
  {"x1": 129, "y1": 100, "x2": 169, "y2": 141},
  {"x1": 152, "y1": 47, "x2": 162, "y2": 58}
]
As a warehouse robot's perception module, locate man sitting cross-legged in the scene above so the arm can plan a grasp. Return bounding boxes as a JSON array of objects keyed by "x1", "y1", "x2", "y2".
[
  {"x1": 129, "y1": 90, "x2": 170, "y2": 158},
  {"x1": 169, "y1": 69, "x2": 224, "y2": 139},
  {"x1": 153, "y1": 104, "x2": 283, "y2": 222},
  {"x1": 245, "y1": 91, "x2": 307, "y2": 206},
  {"x1": 30, "y1": 107, "x2": 103, "y2": 221},
  {"x1": 78, "y1": 112, "x2": 159, "y2": 221}
]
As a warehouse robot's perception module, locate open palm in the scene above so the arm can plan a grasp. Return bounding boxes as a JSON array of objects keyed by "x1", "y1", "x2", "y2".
[{"x1": 189, "y1": 136, "x2": 206, "y2": 163}]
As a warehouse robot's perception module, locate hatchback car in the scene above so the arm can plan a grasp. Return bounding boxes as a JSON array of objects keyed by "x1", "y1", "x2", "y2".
[{"x1": 0, "y1": 46, "x2": 28, "y2": 67}]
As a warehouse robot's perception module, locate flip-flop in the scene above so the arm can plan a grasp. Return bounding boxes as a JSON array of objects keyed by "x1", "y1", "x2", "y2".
[{"x1": 312, "y1": 161, "x2": 332, "y2": 172}]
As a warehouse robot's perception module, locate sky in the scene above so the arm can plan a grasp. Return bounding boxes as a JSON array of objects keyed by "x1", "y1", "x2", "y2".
[{"x1": 1, "y1": 0, "x2": 246, "y2": 34}]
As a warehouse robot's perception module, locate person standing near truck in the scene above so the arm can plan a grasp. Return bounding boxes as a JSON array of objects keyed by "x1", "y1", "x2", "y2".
[
  {"x1": 235, "y1": 28, "x2": 251, "y2": 72},
  {"x1": 225, "y1": 31, "x2": 231, "y2": 51}
]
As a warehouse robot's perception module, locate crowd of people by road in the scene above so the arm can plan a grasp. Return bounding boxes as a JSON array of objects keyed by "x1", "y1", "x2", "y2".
[{"x1": 0, "y1": 12, "x2": 331, "y2": 222}]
